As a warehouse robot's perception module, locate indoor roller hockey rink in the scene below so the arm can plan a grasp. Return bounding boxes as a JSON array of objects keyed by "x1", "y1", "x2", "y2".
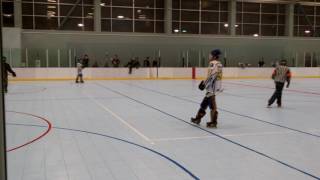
[{"x1": 4, "y1": 78, "x2": 320, "y2": 180}]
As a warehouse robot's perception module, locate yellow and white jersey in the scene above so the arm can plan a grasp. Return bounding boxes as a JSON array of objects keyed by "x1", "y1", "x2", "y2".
[
  {"x1": 208, "y1": 60, "x2": 223, "y2": 79},
  {"x1": 205, "y1": 60, "x2": 223, "y2": 96}
]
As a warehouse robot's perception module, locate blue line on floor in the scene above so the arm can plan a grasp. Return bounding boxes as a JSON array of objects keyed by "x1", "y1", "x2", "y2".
[
  {"x1": 7, "y1": 123, "x2": 199, "y2": 180},
  {"x1": 95, "y1": 82, "x2": 320, "y2": 180}
]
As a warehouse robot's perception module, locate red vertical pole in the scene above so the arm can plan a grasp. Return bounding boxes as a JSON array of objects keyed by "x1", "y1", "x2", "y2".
[{"x1": 192, "y1": 67, "x2": 196, "y2": 79}]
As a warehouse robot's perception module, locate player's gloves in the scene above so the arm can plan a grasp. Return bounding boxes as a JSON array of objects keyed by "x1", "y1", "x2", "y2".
[
  {"x1": 198, "y1": 81, "x2": 205, "y2": 91},
  {"x1": 286, "y1": 81, "x2": 290, "y2": 88}
]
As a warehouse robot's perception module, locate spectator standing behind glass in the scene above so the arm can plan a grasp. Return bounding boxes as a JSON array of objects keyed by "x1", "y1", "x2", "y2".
[
  {"x1": 111, "y1": 54, "x2": 120, "y2": 67},
  {"x1": 152, "y1": 58, "x2": 158, "y2": 67},
  {"x1": 143, "y1": 57, "x2": 150, "y2": 67},
  {"x1": 126, "y1": 57, "x2": 141, "y2": 74},
  {"x1": 126, "y1": 58, "x2": 135, "y2": 74},
  {"x1": 258, "y1": 59, "x2": 265, "y2": 67},
  {"x1": 82, "y1": 54, "x2": 89, "y2": 68},
  {"x1": 134, "y1": 57, "x2": 140, "y2": 68}
]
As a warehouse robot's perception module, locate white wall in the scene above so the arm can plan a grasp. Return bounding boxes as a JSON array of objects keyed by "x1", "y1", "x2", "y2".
[
  {"x1": 9, "y1": 67, "x2": 320, "y2": 80},
  {"x1": 3, "y1": 28, "x2": 22, "y2": 67},
  {"x1": 3, "y1": 28, "x2": 21, "y2": 49}
]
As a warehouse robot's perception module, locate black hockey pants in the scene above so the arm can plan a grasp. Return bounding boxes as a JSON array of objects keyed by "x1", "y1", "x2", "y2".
[{"x1": 268, "y1": 82, "x2": 285, "y2": 106}]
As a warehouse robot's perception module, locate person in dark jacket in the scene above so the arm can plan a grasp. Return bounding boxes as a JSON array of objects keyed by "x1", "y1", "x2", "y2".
[
  {"x1": 111, "y1": 55, "x2": 120, "y2": 67},
  {"x1": 126, "y1": 58, "x2": 135, "y2": 74},
  {"x1": 2, "y1": 57, "x2": 16, "y2": 93},
  {"x1": 143, "y1": 57, "x2": 150, "y2": 67},
  {"x1": 258, "y1": 59, "x2": 265, "y2": 67},
  {"x1": 152, "y1": 59, "x2": 158, "y2": 67}
]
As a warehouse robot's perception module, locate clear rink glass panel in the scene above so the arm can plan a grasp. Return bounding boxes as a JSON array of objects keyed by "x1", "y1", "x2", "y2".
[{"x1": 13, "y1": 48, "x2": 320, "y2": 67}]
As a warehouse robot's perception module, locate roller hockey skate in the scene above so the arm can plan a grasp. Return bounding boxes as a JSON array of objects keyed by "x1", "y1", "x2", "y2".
[
  {"x1": 206, "y1": 110, "x2": 218, "y2": 128},
  {"x1": 191, "y1": 118, "x2": 201, "y2": 125},
  {"x1": 206, "y1": 122, "x2": 217, "y2": 128},
  {"x1": 277, "y1": 102, "x2": 281, "y2": 108},
  {"x1": 191, "y1": 109, "x2": 206, "y2": 125}
]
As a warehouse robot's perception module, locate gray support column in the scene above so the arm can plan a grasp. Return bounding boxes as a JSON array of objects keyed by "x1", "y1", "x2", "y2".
[
  {"x1": 0, "y1": 95, "x2": 6, "y2": 180},
  {"x1": 164, "y1": 0, "x2": 172, "y2": 34},
  {"x1": 229, "y1": 0, "x2": 236, "y2": 36},
  {"x1": 285, "y1": 3, "x2": 294, "y2": 37},
  {"x1": 14, "y1": 0, "x2": 22, "y2": 28},
  {"x1": 94, "y1": 0, "x2": 101, "y2": 32},
  {"x1": 0, "y1": 6, "x2": 8, "y2": 180}
]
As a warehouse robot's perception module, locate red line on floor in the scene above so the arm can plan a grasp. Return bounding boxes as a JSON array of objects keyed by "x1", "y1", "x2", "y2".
[{"x1": 6, "y1": 111, "x2": 52, "y2": 152}]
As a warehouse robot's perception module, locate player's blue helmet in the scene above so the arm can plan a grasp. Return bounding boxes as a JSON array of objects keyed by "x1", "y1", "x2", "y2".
[{"x1": 211, "y1": 49, "x2": 221, "y2": 57}]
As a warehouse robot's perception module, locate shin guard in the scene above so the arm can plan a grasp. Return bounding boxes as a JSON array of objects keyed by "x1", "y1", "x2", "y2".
[
  {"x1": 207, "y1": 110, "x2": 218, "y2": 128},
  {"x1": 191, "y1": 109, "x2": 206, "y2": 124}
]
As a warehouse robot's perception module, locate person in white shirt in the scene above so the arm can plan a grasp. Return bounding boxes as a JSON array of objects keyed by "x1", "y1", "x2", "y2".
[{"x1": 75, "y1": 59, "x2": 84, "y2": 83}]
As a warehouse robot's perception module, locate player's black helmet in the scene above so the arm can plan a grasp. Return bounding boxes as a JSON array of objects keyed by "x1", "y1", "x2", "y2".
[
  {"x1": 280, "y1": 59, "x2": 287, "y2": 65},
  {"x1": 211, "y1": 49, "x2": 221, "y2": 58}
]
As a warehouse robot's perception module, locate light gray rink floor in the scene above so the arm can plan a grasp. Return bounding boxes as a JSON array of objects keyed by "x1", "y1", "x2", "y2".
[{"x1": 4, "y1": 79, "x2": 320, "y2": 180}]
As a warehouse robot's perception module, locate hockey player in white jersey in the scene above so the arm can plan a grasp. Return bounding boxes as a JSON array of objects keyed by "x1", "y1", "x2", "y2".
[
  {"x1": 75, "y1": 59, "x2": 84, "y2": 83},
  {"x1": 191, "y1": 49, "x2": 223, "y2": 128}
]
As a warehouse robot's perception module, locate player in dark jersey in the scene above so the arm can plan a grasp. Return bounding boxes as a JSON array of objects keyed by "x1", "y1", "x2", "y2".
[{"x1": 2, "y1": 57, "x2": 16, "y2": 93}]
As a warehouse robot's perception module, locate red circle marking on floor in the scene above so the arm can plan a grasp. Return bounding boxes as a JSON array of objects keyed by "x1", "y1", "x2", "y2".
[{"x1": 6, "y1": 111, "x2": 52, "y2": 152}]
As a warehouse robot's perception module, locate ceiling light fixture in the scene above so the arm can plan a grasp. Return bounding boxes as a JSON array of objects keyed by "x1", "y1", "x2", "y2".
[
  {"x1": 3, "y1": 14, "x2": 12, "y2": 17},
  {"x1": 117, "y1": 15, "x2": 124, "y2": 19}
]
